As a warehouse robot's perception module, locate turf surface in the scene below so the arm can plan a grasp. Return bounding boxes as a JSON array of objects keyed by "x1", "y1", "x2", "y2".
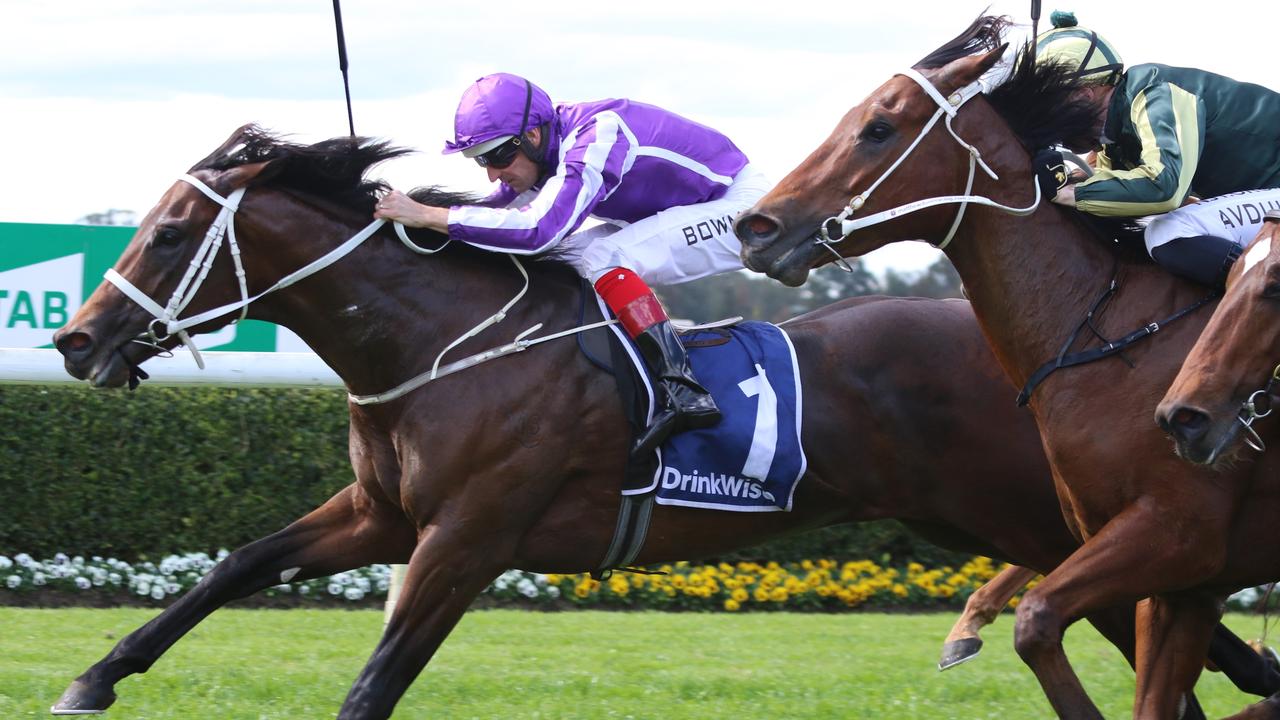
[{"x1": 0, "y1": 608, "x2": 1269, "y2": 718}]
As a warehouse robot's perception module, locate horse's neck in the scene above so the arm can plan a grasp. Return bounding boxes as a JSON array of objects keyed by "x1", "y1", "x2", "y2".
[
  {"x1": 253, "y1": 222, "x2": 557, "y2": 398},
  {"x1": 944, "y1": 206, "x2": 1128, "y2": 389}
]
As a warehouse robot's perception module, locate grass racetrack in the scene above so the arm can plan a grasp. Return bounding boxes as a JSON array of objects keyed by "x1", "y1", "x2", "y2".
[{"x1": 0, "y1": 608, "x2": 1269, "y2": 718}]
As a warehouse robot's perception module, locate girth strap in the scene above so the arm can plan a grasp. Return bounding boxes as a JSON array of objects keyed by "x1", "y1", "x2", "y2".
[
  {"x1": 595, "y1": 494, "x2": 655, "y2": 579},
  {"x1": 1017, "y1": 279, "x2": 1218, "y2": 406}
]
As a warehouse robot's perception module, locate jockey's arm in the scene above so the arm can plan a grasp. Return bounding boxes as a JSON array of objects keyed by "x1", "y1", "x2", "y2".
[
  {"x1": 1070, "y1": 82, "x2": 1206, "y2": 217},
  {"x1": 443, "y1": 115, "x2": 629, "y2": 254}
]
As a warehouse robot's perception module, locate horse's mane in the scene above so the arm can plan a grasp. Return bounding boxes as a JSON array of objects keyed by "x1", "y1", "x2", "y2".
[
  {"x1": 915, "y1": 17, "x2": 1147, "y2": 252},
  {"x1": 914, "y1": 15, "x2": 1011, "y2": 70},
  {"x1": 190, "y1": 124, "x2": 484, "y2": 215}
]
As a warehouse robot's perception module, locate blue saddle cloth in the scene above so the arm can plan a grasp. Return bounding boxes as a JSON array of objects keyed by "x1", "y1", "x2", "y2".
[{"x1": 636, "y1": 321, "x2": 806, "y2": 512}]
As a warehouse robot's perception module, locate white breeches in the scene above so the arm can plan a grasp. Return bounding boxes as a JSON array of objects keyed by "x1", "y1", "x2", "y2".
[
  {"x1": 1144, "y1": 188, "x2": 1280, "y2": 255},
  {"x1": 546, "y1": 164, "x2": 772, "y2": 286}
]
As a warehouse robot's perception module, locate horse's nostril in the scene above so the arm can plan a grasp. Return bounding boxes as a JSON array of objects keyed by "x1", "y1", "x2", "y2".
[
  {"x1": 746, "y1": 215, "x2": 777, "y2": 237},
  {"x1": 1167, "y1": 407, "x2": 1210, "y2": 443},
  {"x1": 55, "y1": 331, "x2": 94, "y2": 358},
  {"x1": 735, "y1": 213, "x2": 781, "y2": 246}
]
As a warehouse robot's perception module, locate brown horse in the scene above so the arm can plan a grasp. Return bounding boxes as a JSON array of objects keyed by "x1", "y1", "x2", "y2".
[
  {"x1": 49, "y1": 126, "x2": 1273, "y2": 719},
  {"x1": 1159, "y1": 213, "x2": 1280, "y2": 464},
  {"x1": 734, "y1": 16, "x2": 1280, "y2": 720}
]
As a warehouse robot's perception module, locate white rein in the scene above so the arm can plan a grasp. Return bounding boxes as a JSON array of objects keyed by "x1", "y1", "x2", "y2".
[{"x1": 104, "y1": 174, "x2": 615, "y2": 405}]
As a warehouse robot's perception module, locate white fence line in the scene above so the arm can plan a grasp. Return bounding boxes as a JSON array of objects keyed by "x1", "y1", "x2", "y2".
[
  {"x1": 0, "y1": 349, "x2": 342, "y2": 387},
  {"x1": 1, "y1": 347, "x2": 406, "y2": 621}
]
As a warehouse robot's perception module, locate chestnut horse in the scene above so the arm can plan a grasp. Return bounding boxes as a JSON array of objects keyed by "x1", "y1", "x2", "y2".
[
  {"x1": 49, "y1": 126, "x2": 1273, "y2": 719},
  {"x1": 1159, "y1": 212, "x2": 1280, "y2": 464},
  {"x1": 734, "y1": 16, "x2": 1280, "y2": 720}
]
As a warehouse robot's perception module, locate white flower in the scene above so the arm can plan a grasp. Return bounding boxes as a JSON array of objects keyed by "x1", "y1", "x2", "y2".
[
  {"x1": 166, "y1": 583, "x2": 180, "y2": 595},
  {"x1": 343, "y1": 587, "x2": 365, "y2": 601},
  {"x1": 150, "y1": 586, "x2": 166, "y2": 600},
  {"x1": 274, "y1": 584, "x2": 292, "y2": 593},
  {"x1": 327, "y1": 583, "x2": 342, "y2": 596},
  {"x1": 14, "y1": 553, "x2": 33, "y2": 567},
  {"x1": 546, "y1": 586, "x2": 561, "y2": 599},
  {"x1": 75, "y1": 577, "x2": 92, "y2": 590},
  {"x1": 32, "y1": 572, "x2": 46, "y2": 586},
  {"x1": 0, "y1": 556, "x2": 12, "y2": 570},
  {"x1": 298, "y1": 585, "x2": 311, "y2": 595},
  {"x1": 54, "y1": 553, "x2": 69, "y2": 565},
  {"x1": 136, "y1": 582, "x2": 151, "y2": 596},
  {"x1": 108, "y1": 573, "x2": 122, "y2": 586},
  {"x1": 5, "y1": 575, "x2": 19, "y2": 589}
]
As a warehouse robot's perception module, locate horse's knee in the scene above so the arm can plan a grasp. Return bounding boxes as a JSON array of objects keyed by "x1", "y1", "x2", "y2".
[{"x1": 1013, "y1": 593, "x2": 1064, "y2": 663}]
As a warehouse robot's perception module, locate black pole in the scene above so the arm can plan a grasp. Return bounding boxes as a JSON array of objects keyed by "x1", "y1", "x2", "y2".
[
  {"x1": 1030, "y1": 0, "x2": 1042, "y2": 63},
  {"x1": 331, "y1": 0, "x2": 356, "y2": 137}
]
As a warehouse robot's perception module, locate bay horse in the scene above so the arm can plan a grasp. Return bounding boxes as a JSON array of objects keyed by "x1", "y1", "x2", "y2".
[
  {"x1": 733, "y1": 15, "x2": 1280, "y2": 720},
  {"x1": 49, "y1": 125, "x2": 1274, "y2": 719},
  {"x1": 1159, "y1": 212, "x2": 1280, "y2": 464}
]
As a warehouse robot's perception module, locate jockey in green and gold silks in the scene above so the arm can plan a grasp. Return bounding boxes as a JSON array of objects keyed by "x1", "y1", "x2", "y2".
[
  {"x1": 1034, "y1": 10, "x2": 1280, "y2": 289},
  {"x1": 1073, "y1": 64, "x2": 1280, "y2": 217}
]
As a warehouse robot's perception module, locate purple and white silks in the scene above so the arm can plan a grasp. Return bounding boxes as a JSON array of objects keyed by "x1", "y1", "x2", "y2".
[{"x1": 447, "y1": 98, "x2": 749, "y2": 255}]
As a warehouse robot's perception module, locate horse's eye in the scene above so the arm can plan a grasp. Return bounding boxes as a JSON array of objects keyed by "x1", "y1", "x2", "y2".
[
  {"x1": 154, "y1": 226, "x2": 183, "y2": 248},
  {"x1": 861, "y1": 120, "x2": 895, "y2": 144},
  {"x1": 1261, "y1": 265, "x2": 1280, "y2": 298}
]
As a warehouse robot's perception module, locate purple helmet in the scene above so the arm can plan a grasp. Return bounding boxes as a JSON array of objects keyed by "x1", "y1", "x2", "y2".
[{"x1": 442, "y1": 73, "x2": 555, "y2": 156}]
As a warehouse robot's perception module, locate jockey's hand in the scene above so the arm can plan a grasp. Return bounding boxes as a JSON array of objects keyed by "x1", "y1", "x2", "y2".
[
  {"x1": 374, "y1": 190, "x2": 449, "y2": 232},
  {"x1": 1032, "y1": 148, "x2": 1071, "y2": 201}
]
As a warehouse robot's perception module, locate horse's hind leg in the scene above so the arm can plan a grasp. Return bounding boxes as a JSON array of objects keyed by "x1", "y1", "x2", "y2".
[
  {"x1": 939, "y1": 564, "x2": 1038, "y2": 670},
  {"x1": 335, "y1": 527, "x2": 507, "y2": 720},
  {"x1": 51, "y1": 484, "x2": 414, "y2": 715},
  {"x1": 1132, "y1": 594, "x2": 1221, "y2": 720}
]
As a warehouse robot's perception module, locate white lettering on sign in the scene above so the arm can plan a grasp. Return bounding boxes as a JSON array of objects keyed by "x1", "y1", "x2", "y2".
[{"x1": 0, "y1": 254, "x2": 83, "y2": 347}]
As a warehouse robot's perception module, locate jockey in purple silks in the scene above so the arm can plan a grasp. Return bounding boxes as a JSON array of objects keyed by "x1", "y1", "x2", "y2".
[{"x1": 376, "y1": 73, "x2": 770, "y2": 457}]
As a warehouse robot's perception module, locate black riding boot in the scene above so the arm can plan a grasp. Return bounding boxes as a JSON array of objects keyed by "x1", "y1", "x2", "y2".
[{"x1": 631, "y1": 320, "x2": 721, "y2": 457}]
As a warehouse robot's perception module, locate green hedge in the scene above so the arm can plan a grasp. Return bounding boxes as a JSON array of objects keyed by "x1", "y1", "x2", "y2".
[{"x1": 0, "y1": 385, "x2": 967, "y2": 566}]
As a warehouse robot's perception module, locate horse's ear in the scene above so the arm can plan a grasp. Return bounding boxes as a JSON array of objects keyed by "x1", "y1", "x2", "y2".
[
  {"x1": 220, "y1": 160, "x2": 285, "y2": 191},
  {"x1": 936, "y1": 44, "x2": 1008, "y2": 92}
]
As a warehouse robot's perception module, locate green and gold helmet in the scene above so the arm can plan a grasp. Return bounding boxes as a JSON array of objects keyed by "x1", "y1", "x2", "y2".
[{"x1": 1035, "y1": 11, "x2": 1124, "y2": 86}]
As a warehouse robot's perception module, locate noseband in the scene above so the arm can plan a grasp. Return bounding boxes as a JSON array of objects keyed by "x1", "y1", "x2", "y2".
[{"x1": 816, "y1": 68, "x2": 1041, "y2": 260}]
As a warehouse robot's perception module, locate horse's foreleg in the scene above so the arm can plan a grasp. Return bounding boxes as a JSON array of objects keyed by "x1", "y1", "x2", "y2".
[
  {"x1": 336, "y1": 528, "x2": 506, "y2": 720},
  {"x1": 52, "y1": 485, "x2": 414, "y2": 716},
  {"x1": 939, "y1": 564, "x2": 1038, "y2": 670},
  {"x1": 1013, "y1": 505, "x2": 1223, "y2": 720},
  {"x1": 1132, "y1": 594, "x2": 1220, "y2": 720}
]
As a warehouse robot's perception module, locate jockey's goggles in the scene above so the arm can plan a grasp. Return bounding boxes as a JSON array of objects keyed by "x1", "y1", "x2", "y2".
[{"x1": 474, "y1": 136, "x2": 523, "y2": 169}]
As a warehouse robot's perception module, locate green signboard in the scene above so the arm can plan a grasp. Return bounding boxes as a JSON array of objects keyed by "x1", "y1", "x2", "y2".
[{"x1": 0, "y1": 222, "x2": 301, "y2": 351}]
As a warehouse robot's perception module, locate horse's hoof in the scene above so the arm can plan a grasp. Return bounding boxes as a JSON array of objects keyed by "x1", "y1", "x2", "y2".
[
  {"x1": 51, "y1": 679, "x2": 115, "y2": 715},
  {"x1": 938, "y1": 637, "x2": 983, "y2": 671}
]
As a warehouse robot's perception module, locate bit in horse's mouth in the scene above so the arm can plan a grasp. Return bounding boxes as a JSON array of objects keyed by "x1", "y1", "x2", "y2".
[{"x1": 89, "y1": 345, "x2": 152, "y2": 390}]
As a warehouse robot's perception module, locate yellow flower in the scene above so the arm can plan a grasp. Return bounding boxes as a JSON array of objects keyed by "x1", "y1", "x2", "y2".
[
  {"x1": 724, "y1": 598, "x2": 741, "y2": 611},
  {"x1": 731, "y1": 588, "x2": 749, "y2": 603}
]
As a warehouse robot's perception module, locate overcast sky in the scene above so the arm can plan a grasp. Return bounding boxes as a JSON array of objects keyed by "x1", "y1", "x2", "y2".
[{"x1": 4, "y1": 1, "x2": 1277, "y2": 275}]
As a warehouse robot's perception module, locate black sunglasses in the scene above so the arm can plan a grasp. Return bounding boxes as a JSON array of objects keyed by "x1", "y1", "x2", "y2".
[{"x1": 474, "y1": 137, "x2": 523, "y2": 169}]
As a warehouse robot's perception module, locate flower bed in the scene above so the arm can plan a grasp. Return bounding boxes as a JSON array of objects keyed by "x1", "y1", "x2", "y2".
[{"x1": 1, "y1": 553, "x2": 1268, "y2": 611}]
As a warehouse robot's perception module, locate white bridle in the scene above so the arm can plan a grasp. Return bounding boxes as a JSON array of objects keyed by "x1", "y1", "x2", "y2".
[
  {"x1": 105, "y1": 173, "x2": 386, "y2": 369},
  {"x1": 103, "y1": 173, "x2": 618, "y2": 405},
  {"x1": 816, "y1": 68, "x2": 1041, "y2": 257}
]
